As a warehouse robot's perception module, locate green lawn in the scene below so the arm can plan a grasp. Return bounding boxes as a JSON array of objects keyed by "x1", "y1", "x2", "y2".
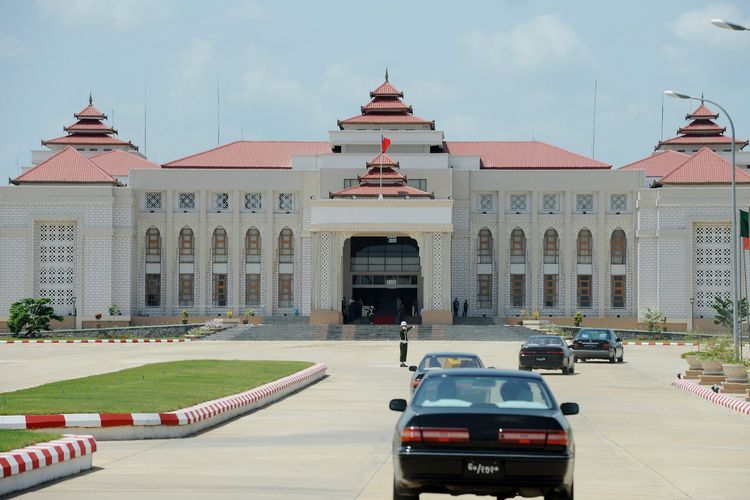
[
  {"x1": 0, "y1": 360, "x2": 314, "y2": 415},
  {"x1": 0, "y1": 429, "x2": 62, "y2": 452}
]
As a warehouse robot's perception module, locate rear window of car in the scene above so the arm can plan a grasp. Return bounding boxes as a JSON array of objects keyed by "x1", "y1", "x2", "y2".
[
  {"x1": 526, "y1": 337, "x2": 563, "y2": 346},
  {"x1": 576, "y1": 329, "x2": 611, "y2": 341},
  {"x1": 418, "y1": 355, "x2": 482, "y2": 370},
  {"x1": 412, "y1": 374, "x2": 554, "y2": 410}
]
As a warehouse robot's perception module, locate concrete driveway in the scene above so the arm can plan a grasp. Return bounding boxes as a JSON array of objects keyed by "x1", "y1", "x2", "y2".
[{"x1": 2, "y1": 340, "x2": 749, "y2": 499}]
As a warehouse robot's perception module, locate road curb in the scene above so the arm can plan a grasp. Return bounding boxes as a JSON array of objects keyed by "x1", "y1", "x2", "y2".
[
  {"x1": 0, "y1": 338, "x2": 194, "y2": 344},
  {"x1": 673, "y1": 378, "x2": 750, "y2": 415},
  {"x1": 0, "y1": 363, "x2": 327, "y2": 439},
  {"x1": 0, "y1": 434, "x2": 96, "y2": 496}
]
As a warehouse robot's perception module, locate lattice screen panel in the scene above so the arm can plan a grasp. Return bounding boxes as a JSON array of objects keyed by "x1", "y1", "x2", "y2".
[
  {"x1": 694, "y1": 225, "x2": 731, "y2": 313},
  {"x1": 38, "y1": 224, "x2": 76, "y2": 314}
]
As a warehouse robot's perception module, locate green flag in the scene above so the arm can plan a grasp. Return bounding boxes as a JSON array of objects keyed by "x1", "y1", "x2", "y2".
[{"x1": 742, "y1": 209, "x2": 750, "y2": 239}]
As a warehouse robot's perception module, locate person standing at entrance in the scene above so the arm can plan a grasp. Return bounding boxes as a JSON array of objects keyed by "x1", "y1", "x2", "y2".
[
  {"x1": 399, "y1": 320, "x2": 414, "y2": 367},
  {"x1": 452, "y1": 297, "x2": 459, "y2": 317},
  {"x1": 462, "y1": 299, "x2": 468, "y2": 317}
]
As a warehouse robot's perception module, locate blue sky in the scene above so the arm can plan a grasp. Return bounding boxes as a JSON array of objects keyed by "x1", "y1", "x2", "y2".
[{"x1": 2, "y1": 0, "x2": 750, "y2": 181}]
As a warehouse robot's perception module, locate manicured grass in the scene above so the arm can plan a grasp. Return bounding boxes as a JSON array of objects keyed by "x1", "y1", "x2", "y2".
[
  {"x1": 0, "y1": 429, "x2": 62, "y2": 452},
  {"x1": 0, "y1": 360, "x2": 313, "y2": 415}
]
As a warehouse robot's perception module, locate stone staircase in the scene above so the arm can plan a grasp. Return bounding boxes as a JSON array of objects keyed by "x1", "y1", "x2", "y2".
[{"x1": 204, "y1": 317, "x2": 535, "y2": 342}]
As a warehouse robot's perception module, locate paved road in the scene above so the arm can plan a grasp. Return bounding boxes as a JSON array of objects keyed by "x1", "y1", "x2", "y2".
[{"x1": 3, "y1": 340, "x2": 749, "y2": 499}]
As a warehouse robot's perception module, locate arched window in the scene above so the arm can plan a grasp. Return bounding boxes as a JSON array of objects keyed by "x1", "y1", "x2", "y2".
[
  {"x1": 179, "y1": 228, "x2": 194, "y2": 263},
  {"x1": 543, "y1": 229, "x2": 558, "y2": 264},
  {"x1": 178, "y1": 228, "x2": 194, "y2": 306},
  {"x1": 478, "y1": 228, "x2": 493, "y2": 264},
  {"x1": 245, "y1": 228, "x2": 261, "y2": 263},
  {"x1": 212, "y1": 228, "x2": 228, "y2": 264},
  {"x1": 279, "y1": 228, "x2": 293, "y2": 263},
  {"x1": 611, "y1": 229, "x2": 626, "y2": 265},
  {"x1": 577, "y1": 229, "x2": 592, "y2": 265},
  {"x1": 510, "y1": 228, "x2": 525, "y2": 264},
  {"x1": 145, "y1": 228, "x2": 161, "y2": 307}
]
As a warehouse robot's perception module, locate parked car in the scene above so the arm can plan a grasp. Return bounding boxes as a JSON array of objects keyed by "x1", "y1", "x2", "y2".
[
  {"x1": 390, "y1": 369, "x2": 578, "y2": 500},
  {"x1": 519, "y1": 335, "x2": 576, "y2": 374},
  {"x1": 408, "y1": 352, "x2": 485, "y2": 393},
  {"x1": 571, "y1": 328, "x2": 624, "y2": 363}
]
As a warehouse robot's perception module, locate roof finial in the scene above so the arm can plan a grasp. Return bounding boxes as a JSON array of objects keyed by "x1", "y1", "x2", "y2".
[
  {"x1": 700, "y1": 92, "x2": 704, "y2": 104},
  {"x1": 385, "y1": 67, "x2": 389, "y2": 82},
  {"x1": 89, "y1": 92, "x2": 93, "y2": 105}
]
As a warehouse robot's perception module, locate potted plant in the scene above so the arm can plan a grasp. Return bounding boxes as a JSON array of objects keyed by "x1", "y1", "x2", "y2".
[
  {"x1": 108, "y1": 304, "x2": 121, "y2": 316},
  {"x1": 245, "y1": 308, "x2": 261, "y2": 325},
  {"x1": 227, "y1": 309, "x2": 233, "y2": 319},
  {"x1": 697, "y1": 335, "x2": 732, "y2": 376},
  {"x1": 94, "y1": 312, "x2": 102, "y2": 329},
  {"x1": 181, "y1": 309, "x2": 189, "y2": 325}
]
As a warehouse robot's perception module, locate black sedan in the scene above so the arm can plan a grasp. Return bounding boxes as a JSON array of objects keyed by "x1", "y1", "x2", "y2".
[
  {"x1": 390, "y1": 369, "x2": 578, "y2": 500},
  {"x1": 519, "y1": 336, "x2": 576, "y2": 375},
  {"x1": 571, "y1": 328, "x2": 624, "y2": 363},
  {"x1": 408, "y1": 352, "x2": 485, "y2": 393}
]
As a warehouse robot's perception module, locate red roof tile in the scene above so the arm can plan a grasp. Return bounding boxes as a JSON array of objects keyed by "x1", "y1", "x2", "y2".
[
  {"x1": 366, "y1": 152, "x2": 399, "y2": 167},
  {"x1": 362, "y1": 97, "x2": 412, "y2": 113},
  {"x1": 339, "y1": 114, "x2": 434, "y2": 127},
  {"x1": 688, "y1": 103, "x2": 718, "y2": 119},
  {"x1": 619, "y1": 150, "x2": 691, "y2": 177},
  {"x1": 444, "y1": 141, "x2": 610, "y2": 169},
  {"x1": 359, "y1": 166, "x2": 406, "y2": 181},
  {"x1": 12, "y1": 146, "x2": 116, "y2": 185},
  {"x1": 42, "y1": 134, "x2": 135, "y2": 147},
  {"x1": 163, "y1": 141, "x2": 331, "y2": 168},
  {"x1": 64, "y1": 120, "x2": 116, "y2": 133},
  {"x1": 370, "y1": 81, "x2": 403, "y2": 97},
  {"x1": 658, "y1": 135, "x2": 742, "y2": 145},
  {"x1": 659, "y1": 147, "x2": 750, "y2": 184},
  {"x1": 331, "y1": 183, "x2": 432, "y2": 198},
  {"x1": 75, "y1": 103, "x2": 106, "y2": 119},
  {"x1": 89, "y1": 150, "x2": 160, "y2": 176},
  {"x1": 677, "y1": 121, "x2": 726, "y2": 135}
]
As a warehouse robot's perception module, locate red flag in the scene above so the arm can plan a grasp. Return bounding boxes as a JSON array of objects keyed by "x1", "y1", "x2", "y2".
[
  {"x1": 381, "y1": 134, "x2": 391, "y2": 153},
  {"x1": 744, "y1": 237, "x2": 750, "y2": 251}
]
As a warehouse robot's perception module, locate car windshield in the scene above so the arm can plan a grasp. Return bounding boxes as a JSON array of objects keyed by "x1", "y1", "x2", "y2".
[
  {"x1": 526, "y1": 337, "x2": 563, "y2": 346},
  {"x1": 418, "y1": 355, "x2": 481, "y2": 370},
  {"x1": 576, "y1": 329, "x2": 611, "y2": 341},
  {"x1": 412, "y1": 374, "x2": 554, "y2": 410}
]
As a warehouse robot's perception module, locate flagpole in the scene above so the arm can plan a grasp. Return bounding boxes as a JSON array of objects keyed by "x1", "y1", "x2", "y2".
[{"x1": 380, "y1": 130, "x2": 383, "y2": 194}]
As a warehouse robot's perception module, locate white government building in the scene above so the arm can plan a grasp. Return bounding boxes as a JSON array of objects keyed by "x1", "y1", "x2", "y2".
[{"x1": 1, "y1": 78, "x2": 749, "y2": 331}]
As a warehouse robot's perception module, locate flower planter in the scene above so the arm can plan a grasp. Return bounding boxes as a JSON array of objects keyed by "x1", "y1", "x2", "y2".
[
  {"x1": 722, "y1": 364, "x2": 749, "y2": 383},
  {"x1": 685, "y1": 354, "x2": 703, "y2": 371},
  {"x1": 699, "y1": 359, "x2": 724, "y2": 376},
  {"x1": 248, "y1": 316, "x2": 262, "y2": 326}
]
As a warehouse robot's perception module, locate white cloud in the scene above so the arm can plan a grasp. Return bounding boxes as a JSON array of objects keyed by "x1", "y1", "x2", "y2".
[
  {"x1": 33, "y1": 0, "x2": 161, "y2": 29},
  {"x1": 226, "y1": 0, "x2": 264, "y2": 20},
  {"x1": 169, "y1": 40, "x2": 215, "y2": 101},
  {"x1": 465, "y1": 14, "x2": 591, "y2": 72},
  {"x1": 0, "y1": 34, "x2": 30, "y2": 59},
  {"x1": 670, "y1": 3, "x2": 750, "y2": 47},
  {"x1": 240, "y1": 45, "x2": 305, "y2": 103}
]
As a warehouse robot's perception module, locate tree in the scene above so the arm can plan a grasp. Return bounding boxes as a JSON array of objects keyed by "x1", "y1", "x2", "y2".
[
  {"x1": 7, "y1": 297, "x2": 63, "y2": 338},
  {"x1": 643, "y1": 308, "x2": 665, "y2": 333},
  {"x1": 710, "y1": 296, "x2": 749, "y2": 329}
]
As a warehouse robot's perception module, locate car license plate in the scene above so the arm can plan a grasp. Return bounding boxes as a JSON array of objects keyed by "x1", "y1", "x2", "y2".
[
  {"x1": 464, "y1": 460, "x2": 503, "y2": 479},
  {"x1": 535, "y1": 356, "x2": 546, "y2": 361}
]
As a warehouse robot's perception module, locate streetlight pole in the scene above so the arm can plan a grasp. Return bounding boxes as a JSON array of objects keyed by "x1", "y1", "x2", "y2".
[{"x1": 664, "y1": 91, "x2": 740, "y2": 357}]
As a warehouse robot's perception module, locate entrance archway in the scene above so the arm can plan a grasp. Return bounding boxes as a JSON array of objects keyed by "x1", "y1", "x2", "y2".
[{"x1": 343, "y1": 236, "x2": 421, "y2": 324}]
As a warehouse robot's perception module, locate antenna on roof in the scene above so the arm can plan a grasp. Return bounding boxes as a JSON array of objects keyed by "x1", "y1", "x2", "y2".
[
  {"x1": 111, "y1": 108, "x2": 115, "y2": 129},
  {"x1": 143, "y1": 80, "x2": 148, "y2": 157},
  {"x1": 89, "y1": 92, "x2": 92, "y2": 105},
  {"x1": 591, "y1": 79, "x2": 597, "y2": 159},
  {"x1": 660, "y1": 91, "x2": 665, "y2": 142},
  {"x1": 217, "y1": 72, "x2": 221, "y2": 146},
  {"x1": 385, "y1": 67, "x2": 389, "y2": 82}
]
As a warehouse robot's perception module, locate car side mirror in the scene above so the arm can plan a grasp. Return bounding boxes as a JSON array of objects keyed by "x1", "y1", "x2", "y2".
[
  {"x1": 616, "y1": 338, "x2": 622, "y2": 342},
  {"x1": 389, "y1": 398, "x2": 407, "y2": 412},
  {"x1": 560, "y1": 402, "x2": 579, "y2": 415},
  {"x1": 408, "y1": 365, "x2": 417, "y2": 372}
]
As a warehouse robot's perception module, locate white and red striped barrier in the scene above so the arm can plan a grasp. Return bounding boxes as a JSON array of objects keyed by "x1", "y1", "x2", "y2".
[
  {"x1": 673, "y1": 378, "x2": 750, "y2": 415},
  {"x1": 0, "y1": 338, "x2": 194, "y2": 344},
  {"x1": 0, "y1": 434, "x2": 96, "y2": 496},
  {"x1": 622, "y1": 341, "x2": 698, "y2": 346},
  {"x1": 0, "y1": 363, "x2": 327, "y2": 440}
]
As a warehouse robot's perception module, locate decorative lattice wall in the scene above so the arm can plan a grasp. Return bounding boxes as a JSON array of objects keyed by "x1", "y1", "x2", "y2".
[
  {"x1": 694, "y1": 225, "x2": 731, "y2": 314},
  {"x1": 38, "y1": 224, "x2": 76, "y2": 314}
]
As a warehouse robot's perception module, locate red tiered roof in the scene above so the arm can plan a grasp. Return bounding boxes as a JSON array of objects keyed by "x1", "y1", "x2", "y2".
[
  {"x1": 163, "y1": 141, "x2": 331, "y2": 169},
  {"x1": 339, "y1": 76, "x2": 435, "y2": 130},
  {"x1": 658, "y1": 147, "x2": 750, "y2": 185},
  {"x1": 658, "y1": 102, "x2": 747, "y2": 149},
  {"x1": 11, "y1": 146, "x2": 117, "y2": 185},
  {"x1": 444, "y1": 141, "x2": 610, "y2": 169},
  {"x1": 330, "y1": 152, "x2": 432, "y2": 199}
]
